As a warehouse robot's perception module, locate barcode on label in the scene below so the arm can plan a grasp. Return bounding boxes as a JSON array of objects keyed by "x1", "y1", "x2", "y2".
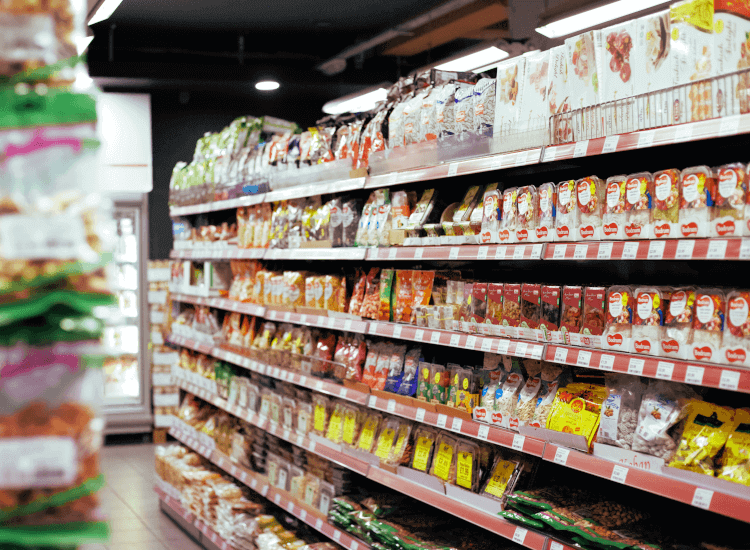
[
  {"x1": 431, "y1": 331, "x2": 441, "y2": 344},
  {"x1": 602, "y1": 135, "x2": 619, "y2": 153},
  {"x1": 512, "y1": 434, "x2": 525, "y2": 451},
  {"x1": 477, "y1": 424, "x2": 489, "y2": 440},
  {"x1": 676, "y1": 240, "x2": 695, "y2": 259},
  {"x1": 554, "y1": 347, "x2": 568, "y2": 363},
  {"x1": 577, "y1": 350, "x2": 591, "y2": 366},
  {"x1": 611, "y1": 465, "x2": 628, "y2": 484},
  {"x1": 720, "y1": 370, "x2": 740, "y2": 391},
  {"x1": 707, "y1": 240, "x2": 728, "y2": 259},
  {"x1": 628, "y1": 358, "x2": 644, "y2": 375},
  {"x1": 691, "y1": 487, "x2": 713, "y2": 510},
  {"x1": 622, "y1": 242, "x2": 639, "y2": 259},
  {"x1": 448, "y1": 163, "x2": 459, "y2": 177},
  {"x1": 515, "y1": 342, "x2": 528, "y2": 357},
  {"x1": 477, "y1": 247, "x2": 488, "y2": 260},
  {"x1": 685, "y1": 366, "x2": 704, "y2": 385},
  {"x1": 466, "y1": 336, "x2": 477, "y2": 349},
  {"x1": 573, "y1": 140, "x2": 589, "y2": 158},
  {"x1": 513, "y1": 246, "x2": 525, "y2": 259},
  {"x1": 574, "y1": 244, "x2": 587, "y2": 259},
  {"x1": 554, "y1": 447, "x2": 569, "y2": 465}
]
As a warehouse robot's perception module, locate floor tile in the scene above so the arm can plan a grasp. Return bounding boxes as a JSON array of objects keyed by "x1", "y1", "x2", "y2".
[{"x1": 161, "y1": 535, "x2": 203, "y2": 550}]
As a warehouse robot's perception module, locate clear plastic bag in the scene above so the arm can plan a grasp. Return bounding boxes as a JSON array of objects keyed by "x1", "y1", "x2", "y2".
[{"x1": 597, "y1": 373, "x2": 646, "y2": 449}]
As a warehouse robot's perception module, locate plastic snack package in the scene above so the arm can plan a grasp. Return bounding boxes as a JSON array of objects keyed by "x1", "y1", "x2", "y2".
[
  {"x1": 597, "y1": 373, "x2": 646, "y2": 450},
  {"x1": 312, "y1": 394, "x2": 330, "y2": 436},
  {"x1": 355, "y1": 192, "x2": 377, "y2": 247},
  {"x1": 417, "y1": 86, "x2": 439, "y2": 143},
  {"x1": 297, "y1": 401, "x2": 313, "y2": 435},
  {"x1": 481, "y1": 455, "x2": 521, "y2": 501},
  {"x1": 480, "y1": 187, "x2": 501, "y2": 244},
  {"x1": 711, "y1": 162, "x2": 746, "y2": 237},
  {"x1": 535, "y1": 182, "x2": 556, "y2": 242},
  {"x1": 348, "y1": 270, "x2": 367, "y2": 317},
  {"x1": 325, "y1": 401, "x2": 346, "y2": 444},
  {"x1": 471, "y1": 283, "x2": 488, "y2": 332},
  {"x1": 652, "y1": 168, "x2": 681, "y2": 238},
  {"x1": 519, "y1": 283, "x2": 541, "y2": 340},
  {"x1": 453, "y1": 440, "x2": 480, "y2": 491},
  {"x1": 512, "y1": 376, "x2": 543, "y2": 429},
  {"x1": 669, "y1": 400, "x2": 735, "y2": 475},
  {"x1": 473, "y1": 78, "x2": 496, "y2": 136},
  {"x1": 718, "y1": 409, "x2": 750, "y2": 485},
  {"x1": 546, "y1": 383, "x2": 607, "y2": 448},
  {"x1": 360, "y1": 268, "x2": 381, "y2": 320},
  {"x1": 396, "y1": 347, "x2": 421, "y2": 397},
  {"x1": 361, "y1": 342, "x2": 380, "y2": 388},
  {"x1": 346, "y1": 335, "x2": 367, "y2": 382},
  {"x1": 499, "y1": 187, "x2": 518, "y2": 243},
  {"x1": 372, "y1": 344, "x2": 391, "y2": 391},
  {"x1": 722, "y1": 291, "x2": 750, "y2": 367},
  {"x1": 378, "y1": 269, "x2": 395, "y2": 322},
  {"x1": 632, "y1": 379, "x2": 698, "y2": 461},
  {"x1": 393, "y1": 270, "x2": 414, "y2": 324},
  {"x1": 429, "y1": 363, "x2": 449, "y2": 404},
  {"x1": 447, "y1": 364, "x2": 462, "y2": 406},
  {"x1": 493, "y1": 371, "x2": 525, "y2": 428},
  {"x1": 403, "y1": 89, "x2": 429, "y2": 146},
  {"x1": 323, "y1": 275, "x2": 342, "y2": 312},
  {"x1": 411, "y1": 426, "x2": 438, "y2": 472},
  {"x1": 384, "y1": 344, "x2": 407, "y2": 393},
  {"x1": 603, "y1": 285, "x2": 634, "y2": 352},
  {"x1": 356, "y1": 411, "x2": 382, "y2": 453},
  {"x1": 678, "y1": 165, "x2": 715, "y2": 238},
  {"x1": 390, "y1": 190, "x2": 413, "y2": 232},
  {"x1": 456, "y1": 368, "x2": 476, "y2": 412},
  {"x1": 483, "y1": 283, "x2": 504, "y2": 337},
  {"x1": 416, "y1": 361, "x2": 432, "y2": 402},
  {"x1": 313, "y1": 331, "x2": 336, "y2": 377},
  {"x1": 341, "y1": 403, "x2": 363, "y2": 449},
  {"x1": 429, "y1": 433, "x2": 458, "y2": 483},
  {"x1": 458, "y1": 281, "x2": 474, "y2": 333},
  {"x1": 555, "y1": 180, "x2": 578, "y2": 241},
  {"x1": 502, "y1": 283, "x2": 521, "y2": 339},
  {"x1": 572, "y1": 286, "x2": 606, "y2": 347},
  {"x1": 454, "y1": 85, "x2": 475, "y2": 138},
  {"x1": 622, "y1": 172, "x2": 654, "y2": 239},
  {"x1": 341, "y1": 198, "x2": 362, "y2": 247},
  {"x1": 406, "y1": 188, "x2": 438, "y2": 235},
  {"x1": 603, "y1": 175, "x2": 627, "y2": 240},
  {"x1": 630, "y1": 286, "x2": 665, "y2": 356},
  {"x1": 383, "y1": 419, "x2": 413, "y2": 466},
  {"x1": 660, "y1": 286, "x2": 695, "y2": 359},
  {"x1": 539, "y1": 285, "x2": 562, "y2": 343},
  {"x1": 689, "y1": 288, "x2": 725, "y2": 363},
  {"x1": 515, "y1": 185, "x2": 538, "y2": 243},
  {"x1": 434, "y1": 84, "x2": 456, "y2": 139},
  {"x1": 576, "y1": 176, "x2": 604, "y2": 241},
  {"x1": 559, "y1": 286, "x2": 583, "y2": 345}
]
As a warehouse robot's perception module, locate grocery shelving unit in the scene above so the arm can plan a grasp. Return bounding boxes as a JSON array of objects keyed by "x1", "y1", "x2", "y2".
[{"x1": 163, "y1": 107, "x2": 750, "y2": 550}]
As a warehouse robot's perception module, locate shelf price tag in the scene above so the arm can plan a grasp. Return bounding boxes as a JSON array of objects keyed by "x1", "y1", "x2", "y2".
[
  {"x1": 553, "y1": 244, "x2": 567, "y2": 259},
  {"x1": 512, "y1": 527, "x2": 528, "y2": 545},
  {"x1": 549, "y1": 543, "x2": 564, "y2": 550},
  {"x1": 691, "y1": 488, "x2": 714, "y2": 510},
  {"x1": 597, "y1": 242, "x2": 613, "y2": 259},
  {"x1": 414, "y1": 248, "x2": 423, "y2": 260},
  {"x1": 490, "y1": 156, "x2": 503, "y2": 170},
  {"x1": 477, "y1": 247, "x2": 489, "y2": 260},
  {"x1": 392, "y1": 325, "x2": 402, "y2": 338},
  {"x1": 515, "y1": 342, "x2": 528, "y2": 357},
  {"x1": 574, "y1": 244, "x2": 588, "y2": 259},
  {"x1": 495, "y1": 247, "x2": 507, "y2": 260},
  {"x1": 449, "y1": 247, "x2": 460, "y2": 260},
  {"x1": 415, "y1": 329, "x2": 425, "y2": 341},
  {"x1": 261, "y1": 484, "x2": 269, "y2": 497},
  {"x1": 611, "y1": 465, "x2": 629, "y2": 484},
  {"x1": 430, "y1": 331, "x2": 441, "y2": 344},
  {"x1": 622, "y1": 242, "x2": 639, "y2": 259},
  {"x1": 451, "y1": 417, "x2": 463, "y2": 432},
  {"x1": 339, "y1": 387, "x2": 348, "y2": 399},
  {"x1": 543, "y1": 146, "x2": 557, "y2": 163},
  {"x1": 720, "y1": 115, "x2": 740, "y2": 136},
  {"x1": 333, "y1": 531, "x2": 342, "y2": 542},
  {"x1": 674, "y1": 124, "x2": 693, "y2": 142},
  {"x1": 627, "y1": 358, "x2": 644, "y2": 375},
  {"x1": 296, "y1": 435, "x2": 304, "y2": 448},
  {"x1": 531, "y1": 345, "x2": 543, "y2": 359},
  {"x1": 554, "y1": 347, "x2": 569, "y2": 363},
  {"x1": 720, "y1": 370, "x2": 740, "y2": 391},
  {"x1": 415, "y1": 408, "x2": 426, "y2": 422},
  {"x1": 513, "y1": 246, "x2": 526, "y2": 260},
  {"x1": 350, "y1": 541, "x2": 359, "y2": 550},
  {"x1": 315, "y1": 518, "x2": 324, "y2": 530},
  {"x1": 512, "y1": 434, "x2": 525, "y2": 451},
  {"x1": 707, "y1": 240, "x2": 728, "y2": 259},
  {"x1": 656, "y1": 361, "x2": 674, "y2": 380},
  {"x1": 554, "y1": 447, "x2": 570, "y2": 465},
  {"x1": 676, "y1": 240, "x2": 695, "y2": 259},
  {"x1": 531, "y1": 244, "x2": 543, "y2": 258},
  {"x1": 388, "y1": 172, "x2": 398, "y2": 186},
  {"x1": 602, "y1": 135, "x2": 620, "y2": 154},
  {"x1": 685, "y1": 366, "x2": 705, "y2": 385},
  {"x1": 514, "y1": 150, "x2": 528, "y2": 166},
  {"x1": 740, "y1": 239, "x2": 750, "y2": 259},
  {"x1": 287, "y1": 501, "x2": 295, "y2": 513},
  {"x1": 637, "y1": 130, "x2": 655, "y2": 148},
  {"x1": 299, "y1": 510, "x2": 307, "y2": 521},
  {"x1": 448, "y1": 163, "x2": 459, "y2": 177},
  {"x1": 648, "y1": 240, "x2": 665, "y2": 259},
  {"x1": 576, "y1": 350, "x2": 592, "y2": 367},
  {"x1": 496, "y1": 339, "x2": 510, "y2": 354},
  {"x1": 315, "y1": 381, "x2": 324, "y2": 392},
  {"x1": 573, "y1": 140, "x2": 589, "y2": 158},
  {"x1": 387, "y1": 399, "x2": 396, "y2": 413},
  {"x1": 481, "y1": 339, "x2": 494, "y2": 352},
  {"x1": 466, "y1": 335, "x2": 478, "y2": 349},
  {"x1": 344, "y1": 320, "x2": 353, "y2": 331},
  {"x1": 477, "y1": 424, "x2": 489, "y2": 440},
  {"x1": 388, "y1": 249, "x2": 397, "y2": 260},
  {"x1": 437, "y1": 414, "x2": 448, "y2": 428},
  {"x1": 450, "y1": 333, "x2": 461, "y2": 346}
]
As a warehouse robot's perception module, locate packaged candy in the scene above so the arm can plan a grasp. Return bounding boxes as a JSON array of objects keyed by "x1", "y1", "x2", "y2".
[
  {"x1": 411, "y1": 426, "x2": 438, "y2": 473},
  {"x1": 603, "y1": 175, "x2": 627, "y2": 240},
  {"x1": 480, "y1": 187, "x2": 501, "y2": 245},
  {"x1": 539, "y1": 285, "x2": 562, "y2": 343},
  {"x1": 473, "y1": 78, "x2": 496, "y2": 136},
  {"x1": 560, "y1": 286, "x2": 583, "y2": 343},
  {"x1": 602, "y1": 286, "x2": 634, "y2": 352},
  {"x1": 470, "y1": 283, "x2": 488, "y2": 332},
  {"x1": 678, "y1": 165, "x2": 715, "y2": 238},
  {"x1": 512, "y1": 376, "x2": 543, "y2": 429},
  {"x1": 718, "y1": 409, "x2": 750, "y2": 485},
  {"x1": 712, "y1": 163, "x2": 747, "y2": 237},
  {"x1": 384, "y1": 420, "x2": 413, "y2": 467},
  {"x1": 669, "y1": 401, "x2": 735, "y2": 475},
  {"x1": 454, "y1": 85, "x2": 475, "y2": 138},
  {"x1": 516, "y1": 185, "x2": 537, "y2": 242},
  {"x1": 569, "y1": 286, "x2": 605, "y2": 348},
  {"x1": 576, "y1": 176, "x2": 604, "y2": 241},
  {"x1": 652, "y1": 168, "x2": 681, "y2": 238},
  {"x1": 722, "y1": 290, "x2": 750, "y2": 366},
  {"x1": 430, "y1": 433, "x2": 458, "y2": 483},
  {"x1": 631, "y1": 287, "x2": 665, "y2": 356},
  {"x1": 555, "y1": 180, "x2": 578, "y2": 241},
  {"x1": 499, "y1": 187, "x2": 518, "y2": 243},
  {"x1": 690, "y1": 288, "x2": 725, "y2": 363},
  {"x1": 502, "y1": 283, "x2": 521, "y2": 338},
  {"x1": 660, "y1": 286, "x2": 695, "y2": 359},
  {"x1": 546, "y1": 383, "x2": 606, "y2": 448},
  {"x1": 623, "y1": 172, "x2": 653, "y2": 239},
  {"x1": 384, "y1": 344, "x2": 407, "y2": 393},
  {"x1": 519, "y1": 283, "x2": 541, "y2": 340},
  {"x1": 536, "y1": 182, "x2": 556, "y2": 241}
]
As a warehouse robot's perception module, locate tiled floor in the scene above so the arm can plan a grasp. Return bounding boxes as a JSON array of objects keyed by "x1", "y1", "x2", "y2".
[{"x1": 87, "y1": 442, "x2": 202, "y2": 550}]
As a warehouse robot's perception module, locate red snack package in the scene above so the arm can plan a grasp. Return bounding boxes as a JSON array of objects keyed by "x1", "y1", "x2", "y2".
[
  {"x1": 348, "y1": 270, "x2": 367, "y2": 316},
  {"x1": 313, "y1": 332, "x2": 336, "y2": 377},
  {"x1": 582, "y1": 287, "x2": 606, "y2": 336},
  {"x1": 560, "y1": 285, "x2": 583, "y2": 341},
  {"x1": 538, "y1": 285, "x2": 561, "y2": 341}
]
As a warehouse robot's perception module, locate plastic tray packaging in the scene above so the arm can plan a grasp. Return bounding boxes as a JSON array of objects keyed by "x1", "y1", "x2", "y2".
[
  {"x1": 678, "y1": 165, "x2": 715, "y2": 238},
  {"x1": 624, "y1": 172, "x2": 654, "y2": 239},
  {"x1": 711, "y1": 162, "x2": 746, "y2": 237},
  {"x1": 659, "y1": 286, "x2": 695, "y2": 360},
  {"x1": 536, "y1": 182, "x2": 556, "y2": 242},
  {"x1": 602, "y1": 286, "x2": 634, "y2": 352},
  {"x1": 721, "y1": 290, "x2": 750, "y2": 366},
  {"x1": 603, "y1": 175, "x2": 627, "y2": 240},
  {"x1": 480, "y1": 187, "x2": 501, "y2": 245},
  {"x1": 631, "y1": 287, "x2": 665, "y2": 355},
  {"x1": 576, "y1": 176, "x2": 604, "y2": 241},
  {"x1": 652, "y1": 168, "x2": 681, "y2": 238},
  {"x1": 689, "y1": 288, "x2": 725, "y2": 363},
  {"x1": 555, "y1": 180, "x2": 578, "y2": 241},
  {"x1": 515, "y1": 185, "x2": 538, "y2": 243},
  {"x1": 429, "y1": 433, "x2": 458, "y2": 484}
]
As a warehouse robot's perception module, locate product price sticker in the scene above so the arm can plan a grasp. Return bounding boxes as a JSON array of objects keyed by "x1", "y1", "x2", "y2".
[
  {"x1": 602, "y1": 134, "x2": 620, "y2": 153},
  {"x1": 554, "y1": 447, "x2": 570, "y2": 465},
  {"x1": 466, "y1": 335, "x2": 478, "y2": 349},
  {"x1": 554, "y1": 347, "x2": 569, "y2": 363},
  {"x1": 719, "y1": 370, "x2": 740, "y2": 391},
  {"x1": 573, "y1": 140, "x2": 589, "y2": 158},
  {"x1": 574, "y1": 244, "x2": 588, "y2": 259},
  {"x1": 431, "y1": 331, "x2": 441, "y2": 344},
  {"x1": 513, "y1": 245, "x2": 526, "y2": 259},
  {"x1": 740, "y1": 239, "x2": 750, "y2": 259},
  {"x1": 316, "y1": 518, "x2": 324, "y2": 530},
  {"x1": 477, "y1": 247, "x2": 488, "y2": 260},
  {"x1": 576, "y1": 350, "x2": 592, "y2": 367},
  {"x1": 392, "y1": 325, "x2": 402, "y2": 338},
  {"x1": 707, "y1": 240, "x2": 727, "y2": 259},
  {"x1": 622, "y1": 242, "x2": 639, "y2": 259},
  {"x1": 512, "y1": 527, "x2": 528, "y2": 544},
  {"x1": 691, "y1": 488, "x2": 713, "y2": 510},
  {"x1": 369, "y1": 395, "x2": 378, "y2": 408},
  {"x1": 477, "y1": 424, "x2": 489, "y2": 440},
  {"x1": 389, "y1": 249, "x2": 397, "y2": 260},
  {"x1": 414, "y1": 248, "x2": 423, "y2": 260},
  {"x1": 627, "y1": 358, "x2": 644, "y2": 375},
  {"x1": 415, "y1": 408, "x2": 426, "y2": 422},
  {"x1": 637, "y1": 130, "x2": 655, "y2": 148},
  {"x1": 515, "y1": 150, "x2": 529, "y2": 166},
  {"x1": 333, "y1": 531, "x2": 342, "y2": 542},
  {"x1": 481, "y1": 339, "x2": 494, "y2": 352},
  {"x1": 549, "y1": 542, "x2": 564, "y2": 550},
  {"x1": 515, "y1": 342, "x2": 528, "y2": 357},
  {"x1": 351, "y1": 541, "x2": 359, "y2": 550},
  {"x1": 451, "y1": 417, "x2": 463, "y2": 433},
  {"x1": 599, "y1": 355, "x2": 616, "y2": 371},
  {"x1": 450, "y1": 333, "x2": 460, "y2": 346},
  {"x1": 449, "y1": 247, "x2": 460, "y2": 260},
  {"x1": 496, "y1": 339, "x2": 510, "y2": 354},
  {"x1": 553, "y1": 244, "x2": 567, "y2": 259},
  {"x1": 387, "y1": 399, "x2": 396, "y2": 413},
  {"x1": 415, "y1": 329, "x2": 425, "y2": 341},
  {"x1": 648, "y1": 240, "x2": 665, "y2": 259},
  {"x1": 676, "y1": 240, "x2": 695, "y2": 259},
  {"x1": 437, "y1": 414, "x2": 448, "y2": 428},
  {"x1": 512, "y1": 434, "x2": 525, "y2": 451},
  {"x1": 597, "y1": 242, "x2": 613, "y2": 259},
  {"x1": 719, "y1": 115, "x2": 740, "y2": 136},
  {"x1": 448, "y1": 163, "x2": 459, "y2": 177},
  {"x1": 287, "y1": 501, "x2": 295, "y2": 512},
  {"x1": 495, "y1": 247, "x2": 507, "y2": 260},
  {"x1": 656, "y1": 361, "x2": 674, "y2": 380},
  {"x1": 611, "y1": 465, "x2": 629, "y2": 484}
]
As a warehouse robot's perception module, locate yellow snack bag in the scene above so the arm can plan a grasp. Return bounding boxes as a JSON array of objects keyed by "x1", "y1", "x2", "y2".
[
  {"x1": 546, "y1": 384, "x2": 606, "y2": 448},
  {"x1": 669, "y1": 401, "x2": 735, "y2": 475},
  {"x1": 718, "y1": 409, "x2": 750, "y2": 485}
]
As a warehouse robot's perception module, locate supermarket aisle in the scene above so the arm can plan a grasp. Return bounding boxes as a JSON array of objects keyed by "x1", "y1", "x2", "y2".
[{"x1": 95, "y1": 442, "x2": 201, "y2": 550}]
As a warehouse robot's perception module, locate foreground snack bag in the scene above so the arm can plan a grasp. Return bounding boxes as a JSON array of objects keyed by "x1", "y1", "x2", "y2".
[
  {"x1": 597, "y1": 373, "x2": 646, "y2": 450},
  {"x1": 669, "y1": 400, "x2": 735, "y2": 475},
  {"x1": 718, "y1": 408, "x2": 750, "y2": 485}
]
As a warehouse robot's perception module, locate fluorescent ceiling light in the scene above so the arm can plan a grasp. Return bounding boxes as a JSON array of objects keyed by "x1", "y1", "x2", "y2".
[
  {"x1": 536, "y1": 0, "x2": 669, "y2": 38},
  {"x1": 323, "y1": 87, "x2": 388, "y2": 115},
  {"x1": 255, "y1": 80, "x2": 280, "y2": 91},
  {"x1": 435, "y1": 46, "x2": 509, "y2": 72},
  {"x1": 88, "y1": 0, "x2": 124, "y2": 25},
  {"x1": 76, "y1": 36, "x2": 94, "y2": 55},
  {"x1": 472, "y1": 50, "x2": 539, "y2": 73}
]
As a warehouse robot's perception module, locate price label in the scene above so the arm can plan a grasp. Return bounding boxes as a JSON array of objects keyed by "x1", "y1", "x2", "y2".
[
  {"x1": 676, "y1": 240, "x2": 695, "y2": 259},
  {"x1": 308, "y1": 441, "x2": 316, "y2": 453},
  {"x1": 300, "y1": 314, "x2": 308, "y2": 324},
  {"x1": 449, "y1": 247, "x2": 460, "y2": 260},
  {"x1": 282, "y1": 429, "x2": 291, "y2": 441},
  {"x1": 477, "y1": 424, "x2": 489, "y2": 440},
  {"x1": 333, "y1": 531, "x2": 342, "y2": 542},
  {"x1": 339, "y1": 387, "x2": 348, "y2": 399},
  {"x1": 574, "y1": 244, "x2": 588, "y2": 259},
  {"x1": 720, "y1": 115, "x2": 740, "y2": 136},
  {"x1": 512, "y1": 434, "x2": 526, "y2": 451},
  {"x1": 328, "y1": 317, "x2": 337, "y2": 329},
  {"x1": 315, "y1": 381, "x2": 324, "y2": 392},
  {"x1": 637, "y1": 130, "x2": 655, "y2": 148},
  {"x1": 299, "y1": 376, "x2": 308, "y2": 386},
  {"x1": 481, "y1": 338, "x2": 494, "y2": 352},
  {"x1": 448, "y1": 163, "x2": 459, "y2": 177},
  {"x1": 531, "y1": 345, "x2": 543, "y2": 359},
  {"x1": 685, "y1": 366, "x2": 705, "y2": 385},
  {"x1": 300, "y1": 510, "x2": 307, "y2": 521},
  {"x1": 554, "y1": 447, "x2": 570, "y2": 465},
  {"x1": 416, "y1": 408, "x2": 426, "y2": 422},
  {"x1": 466, "y1": 335, "x2": 478, "y2": 349},
  {"x1": 287, "y1": 501, "x2": 295, "y2": 512},
  {"x1": 573, "y1": 140, "x2": 589, "y2": 158},
  {"x1": 351, "y1": 542, "x2": 359, "y2": 550},
  {"x1": 369, "y1": 395, "x2": 378, "y2": 408},
  {"x1": 415, "y1": 329, "x2": 425, "y2": 341},
  {"x1": 261, "y1": 484, "x2": 269, "y2": 497},
  {"x1": 431, "y1": 331, "x2": 441, "y2": 344},
  {"x1": 315, "y1": 518, "x2": 324, "y2": 530},
  {"x1": 720, "y1": 370, "x2": 740, "y2": 391},
  {"x1": 515, "y1": 342, "x2": 528, "y2": 357},
  {"x1": 491, "y1": 156, "x2": 503, "y2": 170},
  {"x1": 437, "y1": 414, "x2": 448, "y2": 428},
  {"x1": 674, "y1": 124, "x2": 693, "y2": 142},
  {"x1": 414, "y1": 248, "x2": 424, "y2": 260},
  {"x1": 451, "y1": 417, "x2": 463, "y2": 432},
  {"x1": 389, "y1": 248, "x2": 397, "y2": 260},
  {"x1": 531, "y1": 244, "x2": 543, "y2": 259},
  {"x1": 602, "y1": 134, "x2": 620, "y2": 153},
  {"x1": 622, "y1": 242, "x2": 639, "y2": 259},
  {"x1": 577, "y1": 350, "x2": 592, "y2": 367},
  {"x1": 611, "y1": 465, "x2": 629, "y2": 484},
  {"x1": 496, "y1": 339, "x2": 510, "y2": 354},
  {"x1": 515, "y1": 150, "x2": 528, "y2": 166},
  {"x1": 627, "y1": 358, "x2": 645, "y2": 375},
  {"x1": 656, "y1": 361, "x2": 674, "y2": 380},
  {"x1": 512, "y1": 527, "x2": 528, "y2": 545},
  {"x1": 296, "y1": 435, "x2": 304, "y2": 447},
  {"x1": 543, "y1": 146, "x2": 557, "y2": 162},
  {"x1": 240, "y1": 470, "x2": 248, "y2": 482},
  {"x1": 495, "y1": 247, "x2": 507, "y2": 260},
  {"x1": 550, "y1": 542, "x2": 564, "y2": 550},
  {"x1": 691, "y1": 488, "x2": 714, "y2": 510},
  {"x1": 284, "y1": 312, "x2": 291, "y2": 322},
  {"x1": 513, "y1": 246, "x2": 526, "y2": 260},
  {"x1": 450, "y1": 334, "x2": 461, "y2": 346},
  {"x1": 477, "y1": 247, "x2": 489, "y2": 260},
  {"x1": 648, "y1": 240, "x2": 665, "y2": 259},
  {"x1": 251, "y1": 478, "x2": 258, "y2": 489},
  {"x1": 554, "y1": 347, "x2": 569, "y2": 363},
  {"x1": 388, "y1": 172, "x2": 398, "y2": 186},
  {"x1": 344, "y1": 320, "x2": 353, "y2": 331},
  {"x1": 707, "y1": 240, "x2": 728, "y2": 259},
  {"x1": 553, "y1": 244, "x2": 567, "y2": 259},
  {"x1": 597, "y1": 242, "x2": 613, "y2": 259},
  {"x1": 387, "y1": 399, "x2": 396, "y2": 413},
  {"x1": 393, "y1": 325, "x2": 402, "y2": 338},
  {"x1": 740, "y1": 239, "x2": 750, "y2": 259}
]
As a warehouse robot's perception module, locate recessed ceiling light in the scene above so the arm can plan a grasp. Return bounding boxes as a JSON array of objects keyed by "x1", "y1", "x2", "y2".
[
  {"x1": 255, "y1": 80, "x2": 280, "y2": 91},
  {"x1": 435, "y1": 46, "x2": 509, "y2": 72},
  {"x1": 322, "y1": 87, "x2": 388, "y2": 115},
  {"x1": 536, "y1": 0, "x2": 670, "y2": 39}
]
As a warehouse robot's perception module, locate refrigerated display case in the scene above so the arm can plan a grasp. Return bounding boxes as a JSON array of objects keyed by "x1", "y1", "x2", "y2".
[{"x1": 103, "y1": 195, "x2": 153, "y2": 433}]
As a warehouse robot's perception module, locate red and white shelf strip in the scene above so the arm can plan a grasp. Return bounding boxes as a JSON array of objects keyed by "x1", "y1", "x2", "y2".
[
  {"x1": 155, "y1": 485, "x2": 233, "y2": 550},
  {"x1": 366, "y1": 244, "x2": 544, "y2": 261},
  {"x1": 545, "y1": 239, "x2": 750, "y2": 261},
  {"x1": 170, "y1": 193, "x2": 267, "y2": 217}
]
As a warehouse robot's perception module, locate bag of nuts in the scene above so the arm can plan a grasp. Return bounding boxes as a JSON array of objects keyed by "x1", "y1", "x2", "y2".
[{"x1": 597, "y1": 373, "x2": 647, "y2": 450}]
